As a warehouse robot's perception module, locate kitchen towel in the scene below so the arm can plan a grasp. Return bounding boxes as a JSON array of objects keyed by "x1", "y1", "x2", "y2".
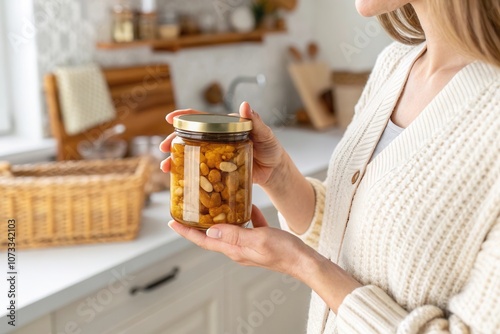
[{"x1": 55, "y1": 63, "x2": 116, "y2": 135}]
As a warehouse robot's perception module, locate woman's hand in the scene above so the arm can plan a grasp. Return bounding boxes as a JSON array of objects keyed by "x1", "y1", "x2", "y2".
[
  {"x1": 159, "y1": 102, "x2": 285, "y2": 186},
  {"x1": 168, "y1": 205, "x2": 312, "y2": 277},
  {"x1": 168, "y1": 205, "x2": 363, "y2": 313}
]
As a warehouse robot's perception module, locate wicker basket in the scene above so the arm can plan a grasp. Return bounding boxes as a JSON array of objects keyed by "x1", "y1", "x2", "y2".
[{"x1": 0, "y1": 157, "x2": 151, "y2": 249}]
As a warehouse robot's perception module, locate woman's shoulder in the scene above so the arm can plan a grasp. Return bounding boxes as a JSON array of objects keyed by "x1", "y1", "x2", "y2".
[
  {"x1": 470, "y1": 61, "x2": 500, "y2": 86},
  {"x1": 466, "y1": 61, "x2": 500, "y2": 111},
  {"x1": 354, "y1": 42, "x2": 422, "y2": 114}
]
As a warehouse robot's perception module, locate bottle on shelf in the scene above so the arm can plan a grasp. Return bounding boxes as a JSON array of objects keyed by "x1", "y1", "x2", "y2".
[
  {"x1": 139, "y1": 0, "x2": 158, "y2": 40},
  {"x1": 111, "y1": 1, "x2": 136, "y2": 43}
]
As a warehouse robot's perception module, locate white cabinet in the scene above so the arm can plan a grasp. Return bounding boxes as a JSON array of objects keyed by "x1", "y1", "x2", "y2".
[
  {"x1": 226, "y1": 206, "x2": 311, "y2": 334},
  {"x1": 105, "y1": 271, "x2": 225, "y2": 334},
  {"x1": 49, "y1": 248, "x2": 310, "y2": 334},
  {"x1": 52, "y1": 247, "x2": 228, "y2": 334},
  {"x1": 225, "y1": 266, "x2": 310, "y2": 334}
]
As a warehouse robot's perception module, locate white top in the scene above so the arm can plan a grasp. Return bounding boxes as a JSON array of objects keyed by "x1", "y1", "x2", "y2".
[
  {"x1": 280, "y1": 42, "x2": 500, "y2": 333},
  {"x1": 369, "y1": 118, "x2": 405, "y2": 163}
]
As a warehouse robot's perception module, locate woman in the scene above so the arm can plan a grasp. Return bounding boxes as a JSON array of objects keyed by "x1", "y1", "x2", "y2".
[{"x1": 160, "y1": 0, "x2": 500, "y2": 332}]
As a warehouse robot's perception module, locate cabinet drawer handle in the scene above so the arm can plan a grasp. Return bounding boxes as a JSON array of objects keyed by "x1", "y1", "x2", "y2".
[{"x1": 130, "y1": 266, "x2": 180, "y2": 295}]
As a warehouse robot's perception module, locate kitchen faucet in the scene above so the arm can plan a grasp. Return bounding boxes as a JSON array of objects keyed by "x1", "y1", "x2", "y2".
[{"x1": 224, "y1": 74, "x2": 266, "y2": 113}]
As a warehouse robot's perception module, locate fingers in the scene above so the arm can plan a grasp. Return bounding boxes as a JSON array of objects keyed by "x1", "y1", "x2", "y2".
[
  {"x1": 161, "y1": 109, "x2": 207, "y2": 157},
  {"x1": 159, "y1": 132, "x2": 177, "y2": 153},
  {"x1": 165, "y1": 109, "x2": 206, "y2": 124},
  {"x1": 239, "y1": 101, "x2": 253, "y2": 119},
  {"x1": 170, "y1": 218, "x2": 258, "y2": 249},
  {"x1": 168, "y1": 220, "x2": 234, "y2": 254},
  {"x1": 206, "y1": 222, "x2": 266, "y2": 249},
  {"x1": 165, "y1": 104, "x2": 276, "y2": 149},
  {"x1": 168, "y1": 221, "x2": 215, "y2": 249},
  {"x1": 239, "y1": 102, "x2": 275, "y2": 144},
  {"x1": 250, "y1": 205, "x2": 269, "y2": 228},
  {"x1": 160, "y1": 156, "x2": 171, "y2": 173}
]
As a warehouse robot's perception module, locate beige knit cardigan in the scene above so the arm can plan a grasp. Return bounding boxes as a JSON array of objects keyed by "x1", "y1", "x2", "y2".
[{"x1": 279, "y1": 42, "x2": 500, "y2": 333}]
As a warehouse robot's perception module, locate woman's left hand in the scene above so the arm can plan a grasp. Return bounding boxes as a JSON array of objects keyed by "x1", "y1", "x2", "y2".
[
  {"x1": 168, "y1": 205, "x2": 312, "y2": 278},
  {"x1": 169, "y1": 205, "x2": 363, "y2": 313}
]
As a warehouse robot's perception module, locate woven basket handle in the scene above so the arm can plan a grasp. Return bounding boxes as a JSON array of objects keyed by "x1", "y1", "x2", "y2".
[{"x1": 0, "y1": 161, "x2": 12, "y2": 177}]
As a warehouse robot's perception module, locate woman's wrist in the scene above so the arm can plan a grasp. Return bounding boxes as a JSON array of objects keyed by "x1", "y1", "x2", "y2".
[
  {"x1": 260, "y1": 149, "x2": 316, "y2": 235},
  {"x1": 296, "y1": 248, "x2": 362, "y2": 314},
  {"x1": 260, "y1": 148, "x2": 291, "y2": 192},
  {"x1": 295, "y1": 245, "x2": 332, "y2": 286}
]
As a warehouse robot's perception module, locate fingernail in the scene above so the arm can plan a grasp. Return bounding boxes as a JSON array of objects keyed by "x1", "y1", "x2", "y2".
[
  {"x1": 206, "y1": 227, "x2": 221, "y2": 239},
  {"x1": 168, "y1": 221, "x2": 175, "y2": 229}
]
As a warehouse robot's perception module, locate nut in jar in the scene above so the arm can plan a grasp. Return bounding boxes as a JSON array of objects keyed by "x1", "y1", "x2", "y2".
[{"x1": 170, "y1": 114, "x2": 253, "y2": 230}]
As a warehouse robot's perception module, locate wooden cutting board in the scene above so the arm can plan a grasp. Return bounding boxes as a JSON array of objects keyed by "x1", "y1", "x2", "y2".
[{"x1": 288, "y1": 61, "x2": 336, "y2": 130}]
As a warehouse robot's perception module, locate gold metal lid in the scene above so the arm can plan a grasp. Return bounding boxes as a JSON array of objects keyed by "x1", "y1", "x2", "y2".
[{"x1": 173, "y1": 114, "x2": 252, "y2": 133}]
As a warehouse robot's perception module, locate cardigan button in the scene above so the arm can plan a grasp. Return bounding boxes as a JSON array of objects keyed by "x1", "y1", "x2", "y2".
[{"x1": 351, "y1": 170, "x2": 360, "y2": 184}]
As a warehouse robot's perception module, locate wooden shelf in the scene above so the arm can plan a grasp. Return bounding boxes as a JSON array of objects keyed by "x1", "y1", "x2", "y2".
[{"x1": 96, "y1": 27, "x2": 286, "y2": 52}]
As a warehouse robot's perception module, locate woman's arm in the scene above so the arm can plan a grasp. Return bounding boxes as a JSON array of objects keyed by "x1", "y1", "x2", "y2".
[
  {"x1": 260, "y1": 150, "x2": 316, "y2": 235},
  {"x1": 168, "y1": 205, "x2": 361, "y2": 313}
]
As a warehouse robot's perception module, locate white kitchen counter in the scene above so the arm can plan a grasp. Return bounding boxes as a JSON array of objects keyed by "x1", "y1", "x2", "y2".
[{"x1": 1, "y1": 126, "x2": 343, "y2": 333}]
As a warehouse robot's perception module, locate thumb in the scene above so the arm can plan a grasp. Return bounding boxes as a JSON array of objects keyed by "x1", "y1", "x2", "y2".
[
  {"x1": 206, "y1": 223, "x2": 252, "y2": 246},
  {"x1": 239, "y1": 102, "x2": 275, "y2": 144}
]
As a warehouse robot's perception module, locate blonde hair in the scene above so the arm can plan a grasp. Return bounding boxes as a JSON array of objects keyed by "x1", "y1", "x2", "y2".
[{"x1": 377, "y1": 1, "x2": 500, "y2": 67}]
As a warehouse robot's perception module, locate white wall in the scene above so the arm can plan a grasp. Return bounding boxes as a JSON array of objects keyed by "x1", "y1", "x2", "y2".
[
  {"x1": 4, "y1": 0, "x2": 45, "y2": 140},
  {"x1": 0, "y1": 2, "x2": 11, "y2": 133},
  {"x1": 310, "y1": 0, "x2": 392, "y2": 71}
]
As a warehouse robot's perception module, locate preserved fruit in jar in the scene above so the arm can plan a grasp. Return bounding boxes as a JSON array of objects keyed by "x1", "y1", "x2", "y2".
[{"x1": 170, "y1": 114, "x2": 252, "y2": 230}]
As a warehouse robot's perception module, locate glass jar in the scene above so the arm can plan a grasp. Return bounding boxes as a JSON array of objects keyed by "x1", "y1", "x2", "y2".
[
  {"x1": 170, "y1": 114, "x2": 253, "y2": 230},
  {"x1": 139, "y1": 12, "x2": 157, "y2": 40},
  {"x1": 111, "y1": 4, "x2": 136, "y2": 43}
]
